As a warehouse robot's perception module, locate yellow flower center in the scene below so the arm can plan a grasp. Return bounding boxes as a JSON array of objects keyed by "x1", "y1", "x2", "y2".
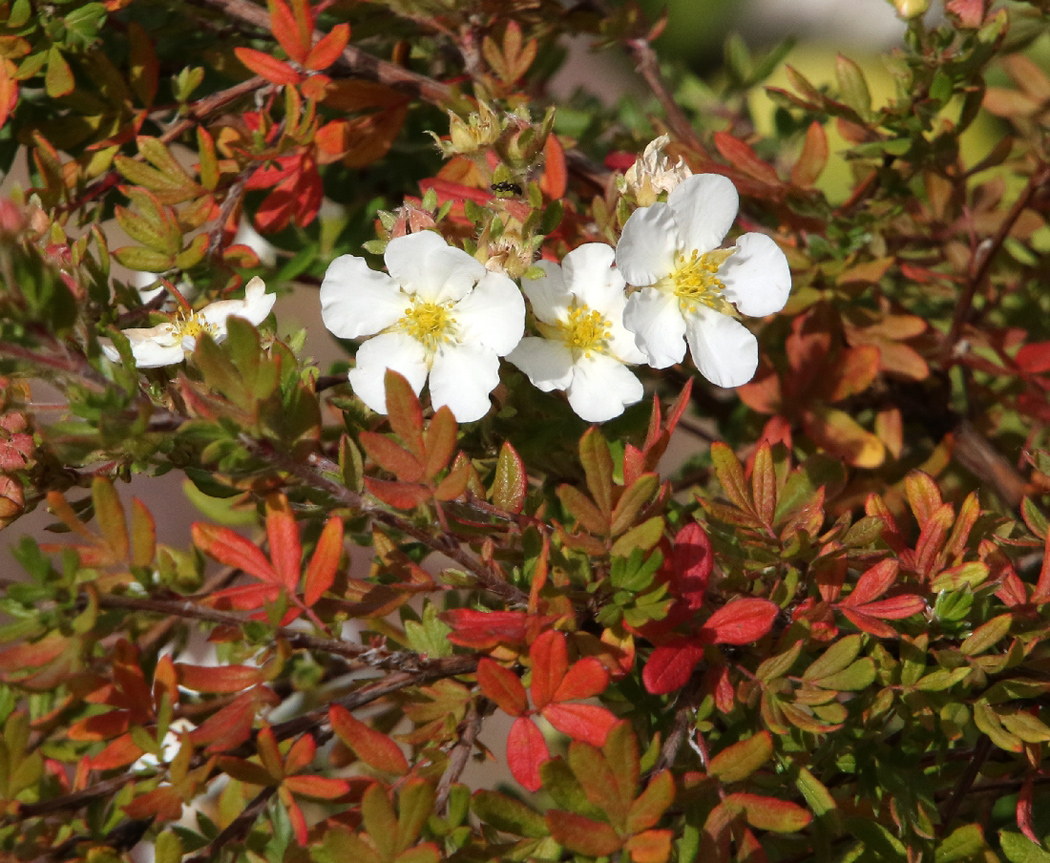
[
  {"x1": 541, "y1": 302, "x2": 612, "y2": 359},
  {"x1": 657, "y1": 248, "x2": 736, "y2": 315},
  {"x1": 399, "y1": 297, "x2": 457, "y2": 352},
  {"x1": 171, "y1": 312, "x2": 219, "y2": 341}
]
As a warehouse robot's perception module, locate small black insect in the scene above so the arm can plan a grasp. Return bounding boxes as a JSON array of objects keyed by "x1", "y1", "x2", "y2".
[{"x1": 490, "y1": 180, "x2": 523, "y2": 196}]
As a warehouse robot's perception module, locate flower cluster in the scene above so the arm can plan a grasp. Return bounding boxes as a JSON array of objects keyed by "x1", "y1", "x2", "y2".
[
  {"x1": 106, "y1": 148, "x2": 791, "y2": 425},
  {"x1": 317, "y1": 169, "x2": 791, "y2": 422}
]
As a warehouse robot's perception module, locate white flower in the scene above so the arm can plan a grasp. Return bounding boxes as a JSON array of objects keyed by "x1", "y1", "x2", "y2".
[
  {"x1": 104, "y1": 277, "x2": 276, "y2": 368},
  {"x1": 615, "y1": 173, "x2": 791, "y2": 388},
  {"x1": 320, "y1": 231, "x2": 525, "y2": 423},
  {"x1": 507, "y1": 244, "x2": 645, "y2": 423},
  {"x1": 620, "y1": 135, "x2": 693, "y2": 206}
]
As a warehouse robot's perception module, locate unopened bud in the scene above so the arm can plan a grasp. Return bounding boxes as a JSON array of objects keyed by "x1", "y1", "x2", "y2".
[{"x1": 891, "y1": 0, "x2": 929, "y2": 19}]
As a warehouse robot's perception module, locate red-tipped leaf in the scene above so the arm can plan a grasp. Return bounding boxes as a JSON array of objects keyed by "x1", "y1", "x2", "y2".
[
  {"x1": 477, "y1": 658, "x2": 528, "y2": 717},
  {"x1": 192, "y1": 522, "x2": 277, "y2": 583},
  {"x1": 506, "y1": 716, "x2": 549, "y2": 792}
]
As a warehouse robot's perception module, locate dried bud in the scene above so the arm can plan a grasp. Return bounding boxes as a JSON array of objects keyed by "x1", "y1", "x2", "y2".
[
  {"x1": 619, "y1": 135, "x2": 692, "y2": 206},
  {"x1": 435, "y1": 101, "x2": 502, "y2": 156}
]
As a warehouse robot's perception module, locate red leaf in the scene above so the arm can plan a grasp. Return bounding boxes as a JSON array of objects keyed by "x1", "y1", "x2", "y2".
[
  {"x1": 1034, "y1": 531, "x2": 1050, "y2": 602},
  {"x1": 0, "y1": 62, "x2": 18, "y2": 133},
  {"x1": 192, "y1": 522, "x2": 277, "y2": 583},
  {"x1": 713, "y1": 132, "x2": 781, "y2": 185},
  {"x1": 838, "y1": 608, "x2": 898, "y2": 638},
  {"x1": 305, "y1": 23, "x2": 350, "y2": 71},
  {"x1": 506, "y1": 716, "x2": 549, "y2": 792},
  {"x1": 672, "y1": 522, "x2": 712, "y2": 610},
  {"x1": 90, "y1": 734, "x2": 145, "y2": 770},
  {"x1": 546, "y1": 811, "x2": 622, "y2": 857},
  {"x1": 529, "y1": 630, "x2": 568, "y2": 710},
  {"x1": 207, "y1": 582, "x2": 282, "y2": 612},
  {"x1": 266, "y1": 494, "x2": 302, "y2": 592},
  {"x1": 1019, "y1": 773, "x2": 1038, "y2": 843},
  {"x1": 177, "y1": 663, "x2": 266, "y2": 694},
  {"x1": 840, "y1": 559, "x2": 898, "y2": 607},
  {"x1": 701, "y1": 599, "x2": 779, "y2": 645},
  {"x1": 441, "y1": 609, "x2": 530, "y2": 649},
  {"x1": 363, "y1": 477, "x2": 431, "y2": 510},
  {"x1": 552, "y1": 657, "x2": 609, "y2": 703},
  {"x1": 1017, "y1": 342, "x2": 1050, "y2": 375},
  {"x1": 190, "y1": 686, "x2": 279, "y2": 753},
  {"x1": 725, "y1": 793, "x2": 812, "y2": 833},
  {"x1": 477, "y1": 658, "x2": 528, "y2": 717},
  {"x1": 790, "y1": 120, "x2": 828, "y2": 188},
  {"x1": 233, "y1": 47, "x2": 301, "y2": 85},
  {"x1": 849, "y1": 595, "x2": 926, "y2": 619},
  {"x1": 642, "y1": 639, "x2": 705, "y2": 695},
  {"x1": 329, "y1": 705, "x2": 409, "y2": 775},
  {"x1": 542, "y1": 703, "x2": 617, "y2": 746}
]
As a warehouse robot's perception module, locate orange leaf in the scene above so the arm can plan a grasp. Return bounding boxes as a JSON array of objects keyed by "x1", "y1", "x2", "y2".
[
  {"x1": 701, "y1": 599, "x2": 778, "y2": 646},
  {"x1": 359, "y1": 432, "x2": 424, "y2": 482},
  {"x1": 177, "y1": 663, "x2": 266, "y2": 694},
  {"x1": 552, "y1": 657, "x2": 609, "y2": 703},
  {"x1": 840, "y1": 559, "x2": 898, "y2": 606},
  {"x1": 714, "y1": 133, "x2": 781, "y2": 185},
  {"x1": 625, "y1": 830, "x2": 673, "y2": 863},
  {"x1": 363, "y1": 477, "x2": 431, "y2": 509},
  {"x1": 305, "y1": 23, "x2": 350, "y2": 71},
  {"x1": 790, "y1": 121, "x2": 828, "y2": 188},
  {"x1": 539, "y1": 134, "x2": 567, "y2": 200},
  {"x1": 304, "y1": 516, "x2": 343, "y2": 606},
  {"x1": 329, "y1": 705, "x2": 410, "y2": 775},
  {"x1": 269, "y1": 0, "x2": 310, "y2": 64},
  {"x1": 546, "y1": 810, "x2": 622, "y2": 857},
  {"x1": 284, "y1": 774, "x2": 351, "y2": 799},
  {"x1": 192, "y1": 522, "x2": 277, "y2": 583},
  {"x1": 90, "y1": 734, "x2": 145, "y2": 770},
  {"x1": 233, "y1": 47, "x2": 301, "y2": 85},
  {"x1": 477, "y1": 658, "x2": 528, "y2": 717},
  {"x1": 266, "y1": 494, "x2": 302, "y2": 592},
  {"x1": 0, "y1": 61, "x2": 18, "y2": 132}
]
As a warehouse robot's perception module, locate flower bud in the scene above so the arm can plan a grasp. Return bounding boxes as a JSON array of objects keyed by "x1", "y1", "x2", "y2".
[{"x1": 891, "y1": 0, "x2": 929, "y2": 19}]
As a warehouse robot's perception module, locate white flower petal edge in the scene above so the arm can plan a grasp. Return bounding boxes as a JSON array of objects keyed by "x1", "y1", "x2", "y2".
[
  {"x1": 719, "y1": 233, "x2": 792, "y2": 318},
  {"x1": 320, "y1": 230, "x2": 527, "y2": 423},
  {"x1": 614, "y1": 203, "x2": 678, "y2": 287},
  {"x1": 348, "y1": 333, "x2": 429, "y2": 414},
  {"x1": 568, "y1": 354, "x2": 645, "y2": 423},
  {"x1": 320, "y1": 255, "x2": 406, "y2": 339},
  {"x1": 622, "y1": 288, "x2": 687, "y2": 369},
  {"x1": 685, "y1": 307, "x2": 758, "y2": 389},
  {"x1": 506, "y1": 338, "x2": 575, "y2": 392},
  {"x1": 666, "y1": 174, "x2": 738, "y2": 257},
  {"x1": 430, "y1": 342, "x2": 502, "y2": 423}
]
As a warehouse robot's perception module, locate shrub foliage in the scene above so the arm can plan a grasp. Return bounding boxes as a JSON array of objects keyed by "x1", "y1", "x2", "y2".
[{"x1": 1, "y1": 0, "x2": 1050, "y2": 861}]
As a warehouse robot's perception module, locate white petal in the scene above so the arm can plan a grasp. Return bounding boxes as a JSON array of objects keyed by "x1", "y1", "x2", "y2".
[
  {"x1": 623, "y1": 289, "x2": 687, "y2": 369},
  {"x1": 429, "y1": 342, "x2": 501, "y2": 422},
  {"x1": 615, "y1": 203, "x2": 679, "y2": 287},
  {"x1": 100, "y1": 341, "x2": 120, "y2": 363},
  {"x1": 607, "y1": 321, "x2": 647, "y2": 365},
  {"x1": 561, "y1": 243, "x2": 623, "y2": 313},
  {"x1": 567, "y1": 353, "x2": 644, "y2": 422},
  {"x1": 199, "y1": 281, "x2": 276, "y2": 333},
  {"x1": 719, "y1": 233, "x2": 792, "y2": 318},
  {"x1": 520, "y1": 260, "x2": 569, "y2": 325},
  {"x1": 132, "y1": 339, "x2": 187, "y2": 368},
  {"x1": 506, "y1": 337, "x2": 574, "y2": 391},
  {"x1": 385, "y1": 231, "x2": 486, "y2": 303},
  {"x1": 685, "y1": 307, "x2": 758, "y2": 388},
  {"x1": 348, "y1": 333, "x2": 429, "y2": 414},
  {"x1": 320, "y1": 254, "x2": 406, "y2": 339},
  {"x1": 667, "y1": 174, "x2": 739, "y2": 255},
  {"x1": 453, "y1": 271, "x2": 525, "y2": 356}
]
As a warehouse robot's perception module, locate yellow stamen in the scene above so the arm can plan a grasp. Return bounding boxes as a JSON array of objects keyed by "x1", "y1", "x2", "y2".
[
  {"x1": 171, "y1": 312, "x2": 219, "y2": 341},
  {"x1": 656, "y1": 248, "x2": 736, "y2": 315},
  {"x1": 399, "y1": 297, "x2": 457, "y2": 352},
  {"x1": 544, "y1": 302, "x2": 613, "y2": 359}
]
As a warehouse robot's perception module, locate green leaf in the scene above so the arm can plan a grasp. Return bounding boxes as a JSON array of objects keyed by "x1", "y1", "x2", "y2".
[
  {"x1": 579, "y1": 428, "x2": 614, "y2": 516},
  {"x1": 472, "y1": 790, "x2": 547, "y2": 838},
  {"x1": 960, "y1": 613, "x2": 1012, "y2": 656},
  {"x1": 361, "y1": 783, "x2": 398, "y2": 860},
  {"x1": 809, "y1": 658, "x2": 875, "y2": 691},
  {"x1": 404, "y1": 604, "x2": 452, "y2": 659},
  {"x1": 835, "y1": 54, "x2": 871, "y2": 117},
  {"x1": 935, "y1": 823, "x2": 986, "y2": 863},
  {"x1": 491, "y1": 441, "x2": 527, "y2": 513},
  {"x1": 45, "y1": 46, "x2": 75, "y2": 97},
  {"x1": 610, "y1": 473, "x2": 658, "y2": 536},
  {"x1": 154, "y1": 832, "x2": 183, "y2": 863},
  {"x1": 803, "y1": 634, "x2": 862, "y2": 681},
  {"x1": 396, "y1": 779, "x2": 435, "y2": 852},
  {"x1": 707, "y1": 732, "x2": 772, "y2": 784},
  {"x1": 1000, "y1": 832, "x2": 1050, "y2": 863},
  {"x1": 914, "y1": 667, "x2": 970, "y2": 692}
]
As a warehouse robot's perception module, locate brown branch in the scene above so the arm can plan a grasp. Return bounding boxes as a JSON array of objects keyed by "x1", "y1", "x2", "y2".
[
  {"x1": 184, "y1": 786, "x2": 276, "y2": 863},
  {"x1": 653, "y1": 678, "x2": 703, "y2": 773},
  {"x1": 626, "y1": 38, "x2": 705, "y2": 157},
  {"x1": 196, "y1": 0, "x2": 452, "y2": 105},
  {"x1": 940, "y1": 161, "x2": 1050, "y2": 364},
  {"x1": 436, "y1": 698, "x2": 483, "y2": 813},
  {"x1": 937, "y1": 735, "x2": 992, "y2": 834}
]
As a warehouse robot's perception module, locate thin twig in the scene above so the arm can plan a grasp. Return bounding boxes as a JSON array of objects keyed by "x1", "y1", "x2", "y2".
[
  {"x1": 626, "y1": 38, "x2": 705, "y2": 156},
  {"x1": 940, "y1": 161, "x2": 1050, "y2": 364},
  {"x1": 937, "y1": 735, "x2": 992, "y2": 834},
  {"x1": 184, "y1": 786, "x2": 276, "y2": 863}
]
